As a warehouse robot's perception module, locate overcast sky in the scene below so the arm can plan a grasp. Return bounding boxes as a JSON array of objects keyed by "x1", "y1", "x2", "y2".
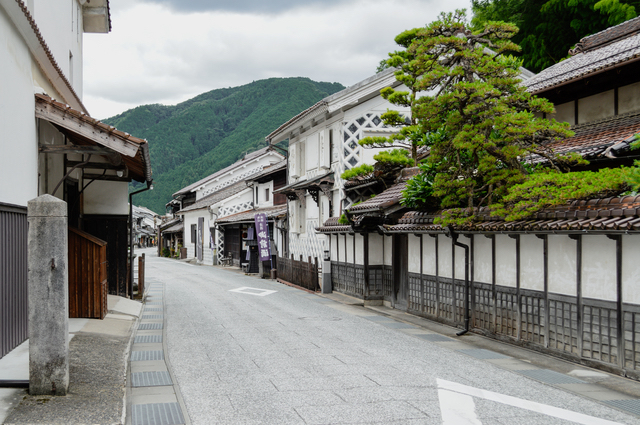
[{"x1": 83, "y1": 0, "x2": 472, "y2": 120}]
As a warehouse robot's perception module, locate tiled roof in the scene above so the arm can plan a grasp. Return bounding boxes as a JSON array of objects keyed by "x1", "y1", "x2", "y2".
[
  {"x1": 524, "y1": 30, "x2": 640, "y2": 93},
  {"x1": 385, "y1": 195, "x2": 640, "y2": 234},
  {"x1": 537, "y1": 110, "x2": 640, "y2": 159},
  {"x1": 316, "y1": 217, "x2": 353, "y2": 234},
  {"x1": 571, "y1": 16, "x2": 640, "y2": 55},
  {"x1": 177, "y1": 181, "x2": 248, "y2": 214},
  {"x1": 347, "y1": 181, "x2": 406, "y2": 214},
  {"x1": 162, "y1": 222, "x2": 184, "y2": 234},
  {"x1": 247, "y1": 160, "x2": 287, "y2": 181},
  {"x1": 216, "y1": 205, "x2": 288, "y2": 224}
]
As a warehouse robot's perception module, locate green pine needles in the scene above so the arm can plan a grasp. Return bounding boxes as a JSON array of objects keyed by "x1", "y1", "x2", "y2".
[{"x1": 384, "y1": 10, "x2": 635, "y2": 225}]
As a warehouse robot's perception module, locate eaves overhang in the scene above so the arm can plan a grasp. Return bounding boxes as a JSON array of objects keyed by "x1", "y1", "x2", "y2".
[{"x1": 36, "y1": 93, "x2": 152, "y2": 183}]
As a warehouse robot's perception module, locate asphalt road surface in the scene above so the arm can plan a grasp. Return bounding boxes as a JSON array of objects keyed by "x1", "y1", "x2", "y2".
[{"x1": 142, "y1": 250, "x2": 640, "y2": 425}]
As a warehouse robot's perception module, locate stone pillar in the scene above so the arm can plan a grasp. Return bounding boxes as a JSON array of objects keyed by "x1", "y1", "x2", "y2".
[{"x1": 28, "y1": 194, "x2": 69, "y2": 396}]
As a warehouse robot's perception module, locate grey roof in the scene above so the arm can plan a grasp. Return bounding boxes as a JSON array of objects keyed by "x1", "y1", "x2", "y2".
[
  {"x1": 172, "y1": 147, "x2": 283, "y2": 197},
  {"x1": 162, "y1": 222, "x2": 184, "y2": 234},
  {"x1": 247, "y1": 160, "x2": 287, "y2": 182},
  {"x1": 177, "y1": 181, "x2": 249, "y2": 214},
  {"x1": 216, "y1": 205, "x2": 288, "y2": 224},
  {"x1": 525, "y1": 22, "x2": 640, "y2": 93}
]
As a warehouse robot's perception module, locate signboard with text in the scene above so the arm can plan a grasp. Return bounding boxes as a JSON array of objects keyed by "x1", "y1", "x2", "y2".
[{"x1": 254, "y1": 213, "x2": 271, "y2": 261}]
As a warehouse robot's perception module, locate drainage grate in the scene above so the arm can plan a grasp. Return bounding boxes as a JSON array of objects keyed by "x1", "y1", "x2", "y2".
[
  {"x1": 138, "y1": 323, "x2": 163, "y2": 330},
  {"x1": 135, "y1": 335, "x2": 163, "y2": 344},
  {"x1": 131, "y1": 371, "x2": 172, "y2": 387},
  {"x1": 458, "y1": 349, "x2": 511, "y2": 360},
  {"x1": 144, "y1": 308, "x2": 162, "y2": 312},
  {"x1": 146, "y1": 302, "x2": 162, "y2": 306},
  {"x1": 605, "y1": 399, "x2": 640, "y2": 416},
  {"x1": 515, "y1": 369, "x2": 586, "y2": 385},
  {"x1": 131, "y1": 403, "x2": 185, "y2": 425},
  {"x1": 131, "y1": 350, "x2": 165, "y2": 361},
  {"x1": 142, "y1": 315, "x2": 163, "y2": 320},
  {"x1": 417, "y1": 334, "x2": 454, "y2": 342}
]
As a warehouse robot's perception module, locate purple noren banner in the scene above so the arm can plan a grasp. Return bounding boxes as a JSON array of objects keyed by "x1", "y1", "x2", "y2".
[{"x1": 254, "y1": 213, "x2": 271, "y2": 261}]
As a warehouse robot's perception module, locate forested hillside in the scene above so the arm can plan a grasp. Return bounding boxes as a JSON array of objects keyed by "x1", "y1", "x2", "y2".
[{"x1": 105, "y1": 78, "x2": 345, "y2": 213}]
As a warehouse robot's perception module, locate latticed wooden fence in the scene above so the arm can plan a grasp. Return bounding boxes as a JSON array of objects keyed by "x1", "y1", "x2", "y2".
[{"x1": 276, "y1": 256, "x2": 319, "y2": 292}]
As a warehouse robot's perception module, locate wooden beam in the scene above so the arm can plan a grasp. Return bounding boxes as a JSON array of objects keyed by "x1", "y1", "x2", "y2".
[
  {"x1": 39, "y1": 144, "x2": 122, "y2": 165},
  {"x1": 83, "y1": 173, "x2": 130, "y2": 182},
  {"x1": 35, "y1": 99, "x2": 138, "y2": 157},
  {"x1": 66, "y1": 160, "x2": 126, "y2": 171}
]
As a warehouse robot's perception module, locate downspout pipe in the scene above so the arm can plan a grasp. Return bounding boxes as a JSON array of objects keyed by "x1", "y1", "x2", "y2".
[
  {"x1": 444, "y1": 226, "x2": 471, "y2": 336},
  {"x1": 129, "y1": 180, "x2": 153, "y2": 299},
  {"x1": 0, "y1": 380, "x2": 29, "y2": 388}
]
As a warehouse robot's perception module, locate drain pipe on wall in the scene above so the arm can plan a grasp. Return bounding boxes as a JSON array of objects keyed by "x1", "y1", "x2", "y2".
[
  {"x1": 129, "y1": 180, "x2": 153, "y2": 299},
  {"x1": 445, "y1": 226, "x2": 471, "y2": 336}
]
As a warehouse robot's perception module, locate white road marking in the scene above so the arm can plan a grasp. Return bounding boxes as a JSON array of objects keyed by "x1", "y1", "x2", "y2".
[
  {"x1": 438, "y1": 388, "x2": 482, "y2": 425},
  {"x1": 437, "y1": 379, "x2": 624, "y2": 425},
  {"x1": 229, "y1": 287, "x2": 277, "y2": 297}
]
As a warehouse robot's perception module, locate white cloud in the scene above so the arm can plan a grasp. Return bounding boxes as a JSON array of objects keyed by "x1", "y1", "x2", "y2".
[{"x1": 83, "y1": 0, "x2": 472, "y2": 119}]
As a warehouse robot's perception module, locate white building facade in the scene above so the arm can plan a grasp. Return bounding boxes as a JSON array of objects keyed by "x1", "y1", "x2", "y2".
[{"x1": 267, "y1": 69, "x2": 410, "y2": 263}]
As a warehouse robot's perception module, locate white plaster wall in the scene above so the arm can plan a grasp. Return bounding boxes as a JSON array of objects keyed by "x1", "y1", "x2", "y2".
[
  {"x1": 473, "y1": 235, "x2": 493, "y2": 284},
  {"x1": 256, "y1": 181, "x2": 273, "y2": 208},
  {"x1": 355, "y1": 233, "x2": 364, "y2": 264},
  {"x1": 306, "y1": 132, "x2": 319, "y2": 172},
  {"x1": 578, "y1": 90, "x2": 614, "y2": 124},
  {"x1": 305, "y1": 193, "x2": 319, "y2": 221},
  {"x1": 422, "y1": 235, "x2": 437, "y2": 275},
  {"x1": 454, "y1": 234, "x2": 472, "y2": 280},
  {"x1": 619, "y1": 82, "x2": 640, "y2": 114},
  {"x1": 582, "y1": 235, "x2": 617, "y2": 302},
  {"x1": 181, "y1": 212, "x2": 201, "y2": 259},
  {"x1": 369, "y1": 233, "x2": 384, "y2": 265},
  {"x1": 553, "y1": 101, "x2": 575, "y2": 125},
  {"x1": 83, "y1": 181, "x2": 128, "y2": 214},
  {"x1": 495, "y1": 235, "x2": 517, "y2": 288},
  {"x1": 548, "y1": 235, "x2": 577, "y2": 296},
  {"x1": 33, "y1": 0, "x2": 84, "y2": 95},
  {"x1": 622, "y1": 235, "x2": 640, "y2": 304},
  {"x1": 520, "y1": 235, "x2": 544, "y2": 291},
  {"x1": 0, "y1": 8, "x2": 39, "y2": 206},
  {"x1": 383, "y1": 235, "x2": 392, "y2": 266},
  {"x1": 408, "y1": 235, "x2": 421, "y2": 273},
  {"x1": 331, "y1": 234, "x2": 338, "y2": 260},
  {"x1": 345, "y1": 234, "x2": 353, "y2": 263},
  {"x1": 438, "y1": 236, "x2": 453, "y2": 279}
]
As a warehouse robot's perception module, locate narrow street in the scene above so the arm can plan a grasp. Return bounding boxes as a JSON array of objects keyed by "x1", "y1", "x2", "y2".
[{"x1": 132, "y1": 249, "x2": 640, "y2": 425}]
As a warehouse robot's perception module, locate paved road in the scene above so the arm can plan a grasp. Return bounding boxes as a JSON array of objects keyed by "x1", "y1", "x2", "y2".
[{"x1": 142, "y1": 250, "x2": 640, "y2": 425}]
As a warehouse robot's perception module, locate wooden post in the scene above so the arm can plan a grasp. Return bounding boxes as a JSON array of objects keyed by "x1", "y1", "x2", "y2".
[{"x1": 137, "y1": 253, "x2": 145, "y2": 298}]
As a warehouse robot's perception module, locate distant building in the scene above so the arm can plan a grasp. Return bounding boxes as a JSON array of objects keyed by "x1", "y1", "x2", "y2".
[{"x1": 170, "y1": 147, "x2": 285, "y2": 265}]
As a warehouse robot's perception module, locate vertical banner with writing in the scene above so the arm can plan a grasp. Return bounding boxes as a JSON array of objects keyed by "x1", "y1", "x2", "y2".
[{"x1": 254, "y1": 213, "x2": 271, "y2": 261}]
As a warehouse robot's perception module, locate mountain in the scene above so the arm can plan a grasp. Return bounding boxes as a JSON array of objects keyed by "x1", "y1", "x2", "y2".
[{"x1": 104, "y1": 78, "x2": 345, "y2": 214}]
